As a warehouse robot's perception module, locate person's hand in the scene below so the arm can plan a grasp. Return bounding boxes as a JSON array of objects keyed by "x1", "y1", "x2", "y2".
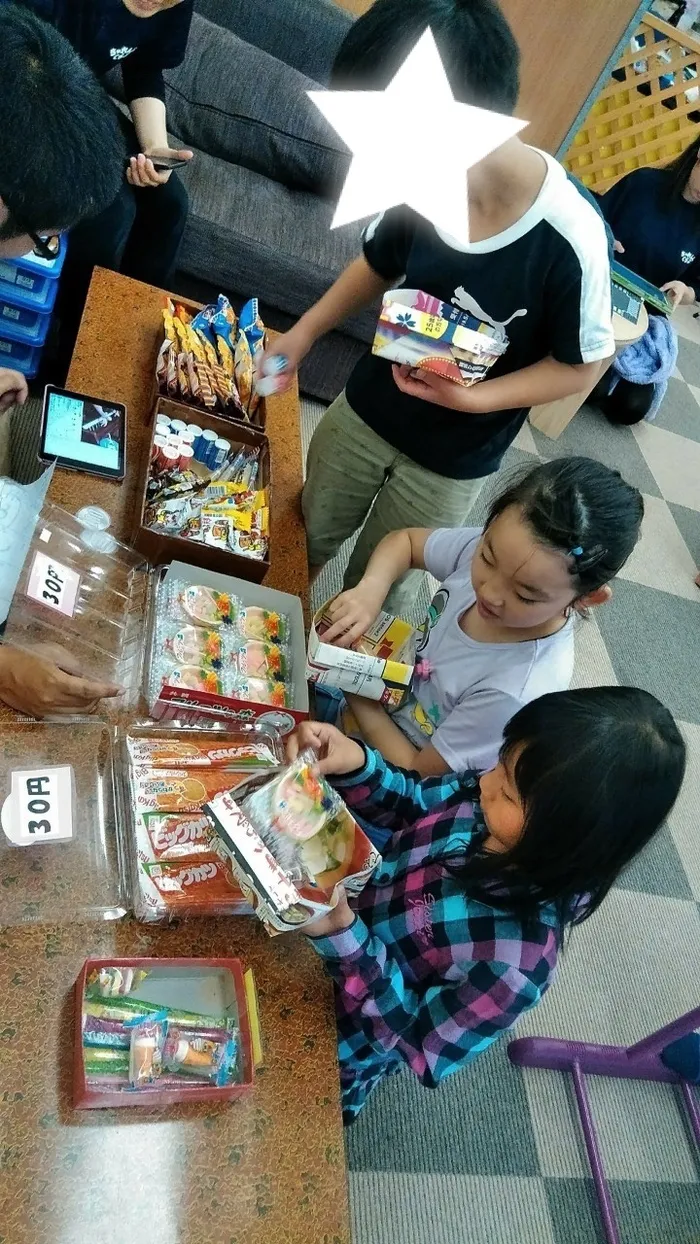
[
  {"x1": 286, "y1": 720, "x2": 365, "y2": 776},
  {"x1": 660, "y1": 279, "x2": 692, "y2": 311},
  {"x1": 127, "y1": 146, "x2": 193, "y2": 188},
  {"x1": 391, "y1": 363, "x2": 486, "y2": 411},
  {"x1": 256, "y1": 326, "x2": 312, "y2": 396},
  {"x1": 0, "y1": 643, "x2": 122, "y2": 717},
  {"x1": 0, "y1": 367, "x2": 28, "y2": 411},
  {"x1": 320, "y1": 583, "x2": 384, "y2": 648},
  {"x1": 304, "y1": 885, "x2": 355, "y2": 938},
  {"x1": 613, "y1": 240, "x2": 625, "y2": 254}
]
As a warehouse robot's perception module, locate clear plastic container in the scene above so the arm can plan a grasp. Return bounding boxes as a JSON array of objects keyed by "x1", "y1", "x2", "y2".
[
  {"x1": 0, "y1": 721, "x2": 126, "y2": 926},
  {"x1": 2, "y1": 500, "x2": 151, "y2": 710}
]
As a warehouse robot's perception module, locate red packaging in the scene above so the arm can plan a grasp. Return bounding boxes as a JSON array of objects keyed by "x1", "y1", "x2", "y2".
[
  {"x1": 142, "y1": 811, "x2": 217, "y2": 859},
  {"x1": 178, "y1": 445, "x2": 195, "y2": 472},
  {"x1": 73, "y1": 957, "x2": 256, "y2": 1109},
  {"x1": 133, "y1": 767, "x2": 249, "y2": 813},
  {"x1": 143, "y1": 857, "x2": 242, "y2": 906}
]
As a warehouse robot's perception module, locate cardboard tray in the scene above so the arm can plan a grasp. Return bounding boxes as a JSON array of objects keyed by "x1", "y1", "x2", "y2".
[
  {"x1": 133, "y1": 397, "x2": 271, "y2": 583},
  {"x1": 146, "y1": 560, "x2": 309, "y2": 731},
  {"x1": 73, "y1": 956, "x2": 257, "y2": 1109},
  {"x1": 151, "y1": 293, "x2": 267, "y2": 431}
]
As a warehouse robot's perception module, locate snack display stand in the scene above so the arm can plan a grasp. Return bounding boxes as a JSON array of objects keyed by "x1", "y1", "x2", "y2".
[{"x1": 0, "y1": 268, "x2": 350, "y2": 1244}]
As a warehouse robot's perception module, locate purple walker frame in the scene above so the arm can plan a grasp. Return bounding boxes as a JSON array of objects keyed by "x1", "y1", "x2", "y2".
[{"x1": 508, "y1": 1005, "x2": 700, "y2": 1244}]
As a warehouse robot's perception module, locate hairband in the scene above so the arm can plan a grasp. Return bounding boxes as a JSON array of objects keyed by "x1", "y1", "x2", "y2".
[{"x1": 569, "y1": 546, "x2": 584, "y2": 558}]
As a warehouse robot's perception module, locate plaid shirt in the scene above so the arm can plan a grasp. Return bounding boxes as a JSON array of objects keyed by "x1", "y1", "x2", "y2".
[{"x1": 308, "y1": 748, "x2": 560, "y2": 1122}]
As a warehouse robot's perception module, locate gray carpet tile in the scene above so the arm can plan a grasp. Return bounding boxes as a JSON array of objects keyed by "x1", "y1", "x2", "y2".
[
  {"x1": 529, "y1": 403, "x2": 663, "y2": 498},
  {"x1": 652, "y1": 375, "x2": 700, "y2": 442},
  {"x1": 676, "y1": 333, "x2": 700, "y2": 389},
  {"x1": 594, "y1": 578, "x2": 700, "y2": 723},
  {"x1": 668, "y1": 501, "x2": 700, "y2": 565},
  {"x1": 614, "y1": 824, "x2": 695, "y2": 902},
  {"x1": 545, "y1": 1177, "x2": 700, "y2": 1244},
  {"x1": 346, "y1": 1041, "x2": 541, "y2": 1177}
]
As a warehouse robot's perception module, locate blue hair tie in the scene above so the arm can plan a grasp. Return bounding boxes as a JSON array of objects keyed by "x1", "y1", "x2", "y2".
[{"x1": 569, "y1": 546, "x2": 584, "y2": 558}]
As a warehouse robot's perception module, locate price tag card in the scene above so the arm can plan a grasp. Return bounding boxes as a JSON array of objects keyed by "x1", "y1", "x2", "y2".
[
  {"x1": 26, "y1": 552, "x2": 80, "y2": 617},
  {"x1": 1, "y1": 766, "x2": 74, "y2": 846}
]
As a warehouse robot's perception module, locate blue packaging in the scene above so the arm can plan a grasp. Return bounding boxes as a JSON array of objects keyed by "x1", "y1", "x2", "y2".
[
  {"x1": 207, "y1": 438, "x2": 230, "y2": 470},
  {"x1": 194, "y1": 429, "x2": 216, "y2": 465},
  {"x1": 0, "y1": 270, "x2": 59, "y2": 314},
  {"x1": 0, "y1": 235, "x2": 66, "y2": 288}
]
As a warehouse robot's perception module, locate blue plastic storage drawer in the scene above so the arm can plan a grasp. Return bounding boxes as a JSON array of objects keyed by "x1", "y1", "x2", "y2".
[
  {"x1": 0, "y1": 269, "x2": 58, "y2": 313},
  {"x1": 0, "y1": 235, "x2": 66, "y2": 299},
  {"x1": 0, "y1": 335, "x2": 41, "y2": 378},
  {"x1": 0, "y1": 298, "x2": 50, "y2": 345}
]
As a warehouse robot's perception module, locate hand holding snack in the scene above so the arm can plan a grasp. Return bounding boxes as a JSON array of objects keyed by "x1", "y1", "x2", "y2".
[
  {"x1": 304, "y1": 885, "x2": 355, "y2": 938},
  {"x1": 320, "y1": 584, "x2": 385, "y2": 648},
  {"x1": 286, "y1": 721, "x2": 365, "y2": 778},
  {"x1": 391, "y1": 363, "x2": 488, "y2": 412},
  {"x1": 256, "y1": 327, "x2": 311, "y2": 396}
]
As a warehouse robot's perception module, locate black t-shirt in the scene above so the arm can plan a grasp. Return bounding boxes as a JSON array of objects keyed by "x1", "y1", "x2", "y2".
[
  {"x1": 22, "y1": 0, "x2": 193, "y2": 102},
  {"x1": 346, "y1": 152, "x2": 614, "y2": 480},
  {"x1": 597, "y1": 165, "x2": 700, "y2": 292}
]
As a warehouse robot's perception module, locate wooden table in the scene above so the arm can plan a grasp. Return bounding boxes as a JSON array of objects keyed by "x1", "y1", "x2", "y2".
[
  {"x1": 529, "y1": 304, "x2": 649, "y2": 439},
  {"x1": 0, "y1": 269, "x2": 350, "y2": 1244}
]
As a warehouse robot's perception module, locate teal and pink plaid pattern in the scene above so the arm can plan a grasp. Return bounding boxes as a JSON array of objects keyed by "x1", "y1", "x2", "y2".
[{"x1": 309, "y1": 748, "x2": 560, "y2": 1122}]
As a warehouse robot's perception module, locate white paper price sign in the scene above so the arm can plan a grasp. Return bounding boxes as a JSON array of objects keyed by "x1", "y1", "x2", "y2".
[
  {"x1": 1, "y1": 766, "x2": 74, "y2": 846},
  {"x1": 26, "y1": 552, "x2": 80, "y2": 617}
]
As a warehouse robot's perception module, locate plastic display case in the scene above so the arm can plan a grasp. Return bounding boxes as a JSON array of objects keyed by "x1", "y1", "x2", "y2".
[{"x1": 2, "y1": 500, "x2": 151, "y2": 710}]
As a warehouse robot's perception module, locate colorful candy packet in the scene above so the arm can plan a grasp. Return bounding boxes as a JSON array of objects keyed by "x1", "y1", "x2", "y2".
[
  {"x1": 126, "y1": 733, "x2": 283, "y2": 769},
  {"x1": 142, "y1": 858, "x2": 243, "y2": 908},
  {"x1": 83, "y1": 994, "x2": 239, "y2": 1032},
  {"x1": 133, "y1": 767, "x2": 249, "y2": 813}
]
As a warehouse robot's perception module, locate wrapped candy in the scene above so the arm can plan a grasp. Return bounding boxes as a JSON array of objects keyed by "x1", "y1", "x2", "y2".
[
  {"x1": 174, "y1": 583, "x2": 239, "y2": 628},
  {"x1": 163, "y1": 1026, "x2": 238, "y2": 1085},
  {"x1": 164, "y1": 626, "x2": 222, "y2": 668},
  {"x1": 162, "y1": 665, "x2": 223, "y2": 695},
  {"x1": 126, "y1": 733, "x2": 283, "y2": 770},
  {"x1": 143, "y1": 858, "x2": 243, "y2": 909},
  {"x1": 142, "y1": 811, "x2": 217, "y2": 860},
  {"x1": 133, "y1": 768, "x2": 249, "y2": 813},
  {"x1": 86, "y1": 966, "x2": 149, "y2": 999},
  {"x1": 234, "y1": 640, "x2": 287, "y2": 682},
  {"x1": 235, "y1": 677, "x2": 289, "y2": 708},
  {"x1": 240, "y1": 606, "x2": 288, "y2": 644},
  {"x1": 129, "y1": 1017, "x2": 167, "y2": 1088}
]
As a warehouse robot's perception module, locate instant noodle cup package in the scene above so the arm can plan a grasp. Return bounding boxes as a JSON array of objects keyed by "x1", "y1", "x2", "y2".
[{"x1": 205, "y1": 750, "x2": 381, "y2": 935}]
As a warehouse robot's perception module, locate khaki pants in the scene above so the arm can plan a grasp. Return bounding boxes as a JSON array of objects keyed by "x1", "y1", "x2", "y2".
[{"x1": 302, "y1": 392, "x2": 485, "y2": 617}]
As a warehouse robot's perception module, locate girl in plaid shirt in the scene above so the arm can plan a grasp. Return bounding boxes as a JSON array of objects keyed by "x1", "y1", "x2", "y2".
[{"x1": 289, "y1": 687, "x2": 685, "y2": 1122}]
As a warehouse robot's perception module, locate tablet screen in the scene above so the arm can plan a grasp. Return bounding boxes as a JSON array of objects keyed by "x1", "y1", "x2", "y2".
[{"x1": 40, "y1": 386, "x2": 126, "y2": 479}]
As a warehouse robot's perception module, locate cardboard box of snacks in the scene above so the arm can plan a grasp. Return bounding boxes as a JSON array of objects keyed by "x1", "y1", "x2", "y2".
[
  {"x1": 306, "y1": 600, "x2": 416, "y2": 708},
  {"x1": 372, "y1": 287, "x2": 508, "y2": 386}
]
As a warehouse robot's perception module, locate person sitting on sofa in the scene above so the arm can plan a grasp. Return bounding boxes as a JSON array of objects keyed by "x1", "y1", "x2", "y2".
[{"x1": 21, "y1": 0, "x2": 195, "y2": 368}]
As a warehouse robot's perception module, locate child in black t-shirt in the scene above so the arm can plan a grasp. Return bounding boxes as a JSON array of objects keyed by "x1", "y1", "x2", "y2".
[{"x1": 263, "y1": 0, "x2": 614, "y2": 616}]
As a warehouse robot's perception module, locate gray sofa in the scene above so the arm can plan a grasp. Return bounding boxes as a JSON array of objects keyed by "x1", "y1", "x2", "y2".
[{"x1": 161, "y1": 1, "x2": 379, "y2": 402}]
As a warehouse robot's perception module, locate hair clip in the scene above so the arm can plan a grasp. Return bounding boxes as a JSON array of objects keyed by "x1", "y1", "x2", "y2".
[{"x1": 569, "y1": 546, "x2": 584, "y2": 558}]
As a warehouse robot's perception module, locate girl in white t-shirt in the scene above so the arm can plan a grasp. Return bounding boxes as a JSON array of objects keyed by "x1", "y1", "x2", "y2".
[{"x1": 321, "y1": 457, "x2": 643, "y2": 782}]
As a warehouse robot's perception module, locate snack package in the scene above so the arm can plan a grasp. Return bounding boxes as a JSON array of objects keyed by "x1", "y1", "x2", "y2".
[
  {"x1": 143, "y1": 857, "x2": 242, "y2": 909},
  {"x1": 129, "y1": 1017, "x2": 166, "y2": 1088},
  {"x1": 126, "y1": 731, "x2": 283, "y2": 770},
  {"x1": 163, "y1": 1026, "x2": 238, "y2": 1085},
  {"x1": 234, "y1": 640, "x2": 287, "y2": 681},
  {"x1": 235, "y1": 677, "x2": 289, "y2": 708},
  {"x1": 205, "y1": 751, "x2": 380, "y2": 934},
  {"x1": 172, "y1": 583, "x2": 240, "y2": 628},
  {"x1": 142, "y1": 811, "x2": 217, "y2": 860},
  {"x1": 162, "y1": 665, "x2": 223, "y2": 696},
  {"x1": 240, "y1": 606, "x2": 288, "y2": 644},
  {"x1": 234, "y1": 332, "x2": 254, "y2": 417},
  {"x1": 86, "y1": 966, "x2": 150, "y2": 999},
  {"x1": 133, "y1": 767, "x2": 249, "y2": 813},
  {"x1": 164, "y1": 625, "x2": 223, "y2": 668}
]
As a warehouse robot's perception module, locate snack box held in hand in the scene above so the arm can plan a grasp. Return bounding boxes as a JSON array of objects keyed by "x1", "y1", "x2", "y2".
[
  {"x1": 145, "y1": 561, "x2": 309, "y2": 731},
  {"x1": 372, "y1": 288, "x2": 507, "y2": 387},
  {"x1": 205, "y1": 750, "x2": 381, "y2": 935},
  {"x1": 74, "y1": 957, "x2": 262, "y2": 1108},
  {"x1": 134, "y1": 397, "x2": 270, "y2": 583},
  {"x1": 307, "y1": 600, "x2": 416, "y2": 708}
]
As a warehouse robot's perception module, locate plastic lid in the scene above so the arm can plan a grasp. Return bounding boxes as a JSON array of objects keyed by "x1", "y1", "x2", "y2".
[
  {"x1": 80, "y1": 529, "x2": 119, "y2": 554},
  {"x1": 75, "y1": 505, "x2": 111, "y2": 531},
  {"x1": 0, "y1": 721, "x2": 126, "y2": 925}
]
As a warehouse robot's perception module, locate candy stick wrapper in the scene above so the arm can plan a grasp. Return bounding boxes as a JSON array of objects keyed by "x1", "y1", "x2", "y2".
[
  {"x1": 84, "y1": 994, "x2": 238, "y2": 1032},
  {"x1": 86, "y1": 966, "x2": 150, "y2": 999},
  {"x1": 129, "y1": 1017, "x2": 167, "y2": 1088}
]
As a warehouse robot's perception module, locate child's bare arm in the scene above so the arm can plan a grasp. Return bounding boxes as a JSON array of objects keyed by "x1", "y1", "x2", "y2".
[
  {"x1": 392, "y1": 356, "x2": 600, "y2": 414},
  {"x1": 346, "y1": 695, "x2": 450, "y2": 779}
]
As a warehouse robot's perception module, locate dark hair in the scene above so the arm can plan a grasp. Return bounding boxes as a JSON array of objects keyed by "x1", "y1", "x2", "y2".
[
  {"x1": 331, "y1": 0, "x2": 520, "y2": 114},
  {"x1": 459, "y1": 686, "x2": 686, "y2": 929},
  {"x1": 664, "y1": 134, "x2": 700, "y2": 207},
  {"x1": 0, "y1": 4, "x2": 125, "y2": 239},
  {"x1": 485, "y1": 457, "x2": 644, "y2": 596}
]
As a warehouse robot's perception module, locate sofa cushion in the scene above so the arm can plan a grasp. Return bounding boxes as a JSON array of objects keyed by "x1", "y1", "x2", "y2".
[
  {"x1": 177, "y1": 147, "x2": 378, "y2": 343},
  {"x1": 194, "y1": 0, "x2": 352, "y2": 85},
  {"x1": 164, "y1": 13, "x2": 349, "y2": 197}
]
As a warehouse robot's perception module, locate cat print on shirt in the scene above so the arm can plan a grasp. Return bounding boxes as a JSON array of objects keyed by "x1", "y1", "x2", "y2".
[{"x1": 681, "y1": 251, "x2": 696, "y2": 265}]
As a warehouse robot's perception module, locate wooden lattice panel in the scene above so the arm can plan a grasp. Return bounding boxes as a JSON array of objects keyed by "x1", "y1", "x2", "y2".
[{"x1": 564, "y1": 12, "x2": 700, "y2": 190}]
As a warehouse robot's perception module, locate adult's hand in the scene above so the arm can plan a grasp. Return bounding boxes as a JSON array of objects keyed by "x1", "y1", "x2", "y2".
[
  {"x1": 286, "y1": 720, "x2": 365, "y2": 777},
  {"x1": 127, "y1": 146, "x2": 193, "y2": 188},
  {"x1": 0, "y1": 367, "x2": 28, "y2": 411},
  {"x1": 0, "y1": 643, "x2": 122, "y2": 717}
]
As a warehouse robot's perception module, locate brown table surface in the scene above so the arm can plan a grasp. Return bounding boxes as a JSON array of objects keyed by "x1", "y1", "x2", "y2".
[{"x1": 0, "y1": 269, "x2": 350, "y2": 1244}]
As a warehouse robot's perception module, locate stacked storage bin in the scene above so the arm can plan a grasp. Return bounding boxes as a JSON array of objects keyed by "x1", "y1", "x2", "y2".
[{"x1": 0, "y1": 238, "x2": 67, "y2": 378}]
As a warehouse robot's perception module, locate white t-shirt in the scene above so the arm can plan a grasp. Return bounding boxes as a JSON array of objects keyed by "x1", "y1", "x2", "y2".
[{"x1": 390, "y1": 527, "x2": 575, "y2": 774}]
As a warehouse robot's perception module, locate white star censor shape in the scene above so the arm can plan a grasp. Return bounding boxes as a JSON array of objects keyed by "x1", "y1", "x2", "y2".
[{"x1": 308, "y1": 28, "x2": 528, "y2": 245}]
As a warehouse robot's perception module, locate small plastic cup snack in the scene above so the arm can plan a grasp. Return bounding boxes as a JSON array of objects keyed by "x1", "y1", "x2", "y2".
[
  {"x1": 372, "y1": 288, "x2": 508, "y2": 386},
  {"x1": 74, "y1": 958, "x2": 262, "y2": 1108},
  {"x1": 120, "y1": 722, "x2": 285, "y2": 923},
  {"x1": 143, "y1": 428, "x2": 269, "y2": 563},
  {"x1": 205, "y1": 749, "x2": 381, "y2": 934},
  {"x1": 155, "y1": 295, "x2": 266, "y2": 423}
]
